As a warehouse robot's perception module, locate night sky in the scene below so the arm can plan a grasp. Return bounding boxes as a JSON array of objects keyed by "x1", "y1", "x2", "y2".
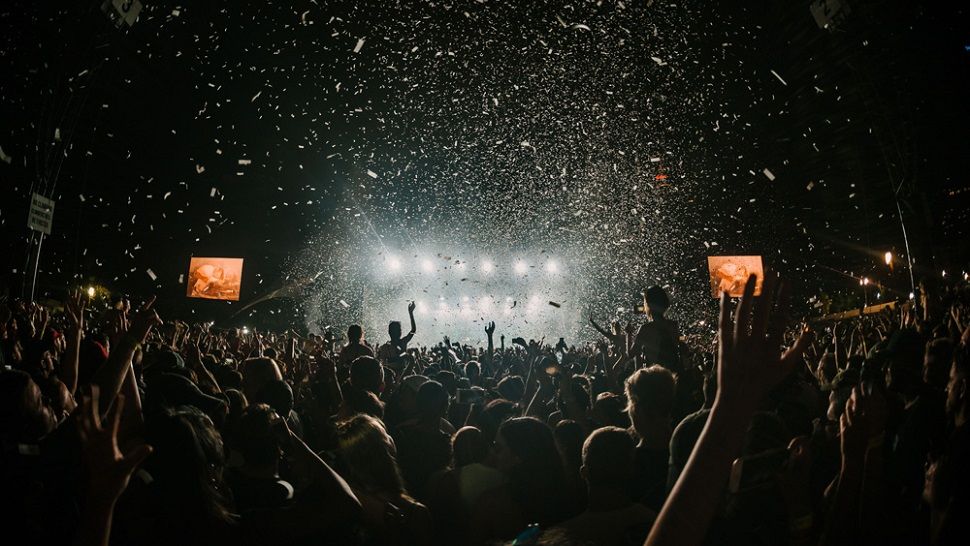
[{"x1": 1, "y1": 1, "x2": 968, "y2": 337}]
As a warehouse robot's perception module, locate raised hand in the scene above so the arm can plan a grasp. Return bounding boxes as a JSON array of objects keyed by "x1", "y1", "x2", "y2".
[
  {"x1": 65, "y1": 290, "x2": 87, "y2": 334},
  {"x1": 839, "y1": 386, "x2": 870, "y2": 472},
  {"x1": 408, "y1": 300, "x2": 417, "y2": 314},
  {"x1": 715, "y1": 274, "x2": 811, "y2": 414},
  {"x1": 484, "y1": 321, "x2": 496, "y2": 337},
  {"x1": 77, "y1": 387, "x2": 153, "y2": 504},
  {"x1": 127, "y1": 297, "x2": 161, "y2": 344}
]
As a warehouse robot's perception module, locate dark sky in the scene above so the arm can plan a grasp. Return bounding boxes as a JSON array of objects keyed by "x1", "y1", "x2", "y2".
[{"x1": 1, "y1": 0, "x2": 968, "y2": 331}]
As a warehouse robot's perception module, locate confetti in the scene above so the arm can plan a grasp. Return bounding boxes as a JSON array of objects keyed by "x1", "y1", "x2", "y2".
[{"x1": 763, "y1": 168, "x2": 775, "y2": 181}]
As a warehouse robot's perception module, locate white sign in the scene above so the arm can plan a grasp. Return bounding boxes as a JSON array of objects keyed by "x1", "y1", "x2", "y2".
[{"x1": 28, "y1": 193, "x2": 55, "y2": 235}]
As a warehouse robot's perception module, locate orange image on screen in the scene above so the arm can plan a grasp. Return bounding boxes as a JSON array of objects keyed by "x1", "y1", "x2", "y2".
[
  {"x1": 186, "y1": 257, "x2": 244, "y2": 301},
  {"x1": 707, "y1": 256, "x2": 764, "y2": 298}
]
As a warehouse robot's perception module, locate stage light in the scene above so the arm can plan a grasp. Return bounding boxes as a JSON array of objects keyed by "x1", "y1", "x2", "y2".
[
  {"x1": 884, "y1": 252, "x2": 892, "y2": 266},
  {"x1": 909, "y1": 292, "x2": 915, "y2": 300},
  {"x1": 514, "y1": 260, "x2": 528, "y2": 275},
  {"x1": 86, "y1": 286, "x2": 96, "y2": 298},
  {"x1": 545, "y1": 260, "x2": 559, "y2": 273},
  {"x1": 482, "y1": 260, "x2": 494, "y2": 273},
  {"x1": 388, "y1": 257, "x2": 402, "y2": 271},
  {"x1": 422, "y1": 259, "x2": 434, "y2": 273},
  {"x1": 461, "y1": 295, "x2": 470, "y2": 303}
]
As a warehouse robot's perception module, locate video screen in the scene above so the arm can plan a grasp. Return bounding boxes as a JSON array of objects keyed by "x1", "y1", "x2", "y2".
[
  {"x1": 707, "y1": 255, "x2": 764, "y2": 298},
  {"x1": 186, "y1": 257, "x2": 244, "y2": 301}
]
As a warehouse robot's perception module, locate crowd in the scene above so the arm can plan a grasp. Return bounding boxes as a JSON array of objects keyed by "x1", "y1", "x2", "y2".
[{"x1": 1, "y1": 274, "x2": 969, "y2": 545}]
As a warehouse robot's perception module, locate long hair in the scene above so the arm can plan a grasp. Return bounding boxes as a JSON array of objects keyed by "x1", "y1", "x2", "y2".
[
  {"x1": 498, "y1": 417, "x2": 569, "y2": 525},
  {"x1": 144, "y1": 407, "x2": 234, "y2": 525},
  {"x1": 336, "y1": 414, "x2": 407, "y2": 499}
]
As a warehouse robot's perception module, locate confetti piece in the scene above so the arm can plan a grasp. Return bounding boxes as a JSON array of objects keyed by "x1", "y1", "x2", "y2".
[
  {"x1": 238, "y1": 159, "x2": 251, "y2": 165},
  {"x1": 770, "y1": 69, "x2": 788, "y2": 86},
  {"x1": 806, "y1": 181, "x2": 815, "y2": 191},
  {"x1": 366, "y1": 170, "x2": 378, "y2": 179},
  {"x1": 763, "y1": 168, "x2": 776, "y2": 181},
  {"x1": 251, "y1": 90, "x2": 262, "y2": 102},
  {"x1": 195, "y1": 164, "x2": 205, "y2": 174},
  {"x1": 178, "y1": 274, "x2": 184, "y2": 284},
  {"x1": 353, "y1": 38, "x2": 365, "y2": 53},
  {"x1": 210, "y1": 187, "x2": 217, "y2": 197},
  {"x1": 146, "y1": 269, "x2": 157, "y2": 281},
  {"x1": 339, "y1": 299, "x2": 350, "y2": 308},
  {"x1": 548, "y1": 301, "x2": 561, "y2": 308}
]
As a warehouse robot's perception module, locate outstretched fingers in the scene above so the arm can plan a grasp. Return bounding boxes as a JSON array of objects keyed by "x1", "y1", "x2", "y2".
[{"x1": 732, "y1": 275, "x2": 758, "y2": 341}]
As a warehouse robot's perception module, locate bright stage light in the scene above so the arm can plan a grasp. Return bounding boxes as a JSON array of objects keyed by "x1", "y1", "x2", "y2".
[
  {"x1": 482, "y1": 260, "x2": 494, "y2": 273},
  {"x1": 86, "y1": 286, "x2": 96, "y2": 298},
  {"x1": 422, "y1": 259, "x2": 434, "y2": 273},
  {"x1": 514, "y1": 260, "x2": 528, "y2": 275},
  {"x1": 545, "y1": 260, "x2": 559, "y2": 273},
  {"x1": 388, "y1": 257, "x2": 402, "y2": 271}
]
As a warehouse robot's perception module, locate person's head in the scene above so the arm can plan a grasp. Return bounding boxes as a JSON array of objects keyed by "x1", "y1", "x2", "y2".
[
  {"x1": 464, "y1": 360, "x2": 482, "y2": 383},
  {"x1": 240, "y1": 357, "x2": 282, "y2": 400},
  {"x1": 925, "y1": 338, "x2": 955, "y2": 390},
  {"x1": 341, "y1": 386, "x2": 385, "y2": 420},
  {"x1": 235, "y1": 404, "x2": 282, "y2": 470},
  {"x1": 416, "y1": 379, "x2": 449, "y2": 422},
  {"x1": 494, "y1": 417, "x2": 568, "y2": 523},
  {"x1": 0, "y1": 369, "x2": 56, "y2": 443},
  {"x1": 643, "y1": 286, "x2": 670, "y2": 317},
  {"x1": 625, "y1": 365, "x2": 676, "y2": 440},
  {"x1": 336, "y1": 414, "x2": 406, "y2": 498},
  {"x1": 252, "y1": 379, "x2": 294, "y2": 417},
  {"x1": 591, "y1": 392, "x2": 630, "y2": 428},
  {"x1": 144, "y1": 406, "x2": 232, "y2": 524},
  {"x1": 347, "y1": 324, "x2": 364, "y2": 343},
  {"x1": 453, "y1": 426, "x2": 488, "y2": 467},
  {"x1": 554, "y1": 419, "x2": 585, "y2": 472},
  {"x1": 885, "y1": 329, "x2": 925, "y2": 399},
  {"x1": 435, "y1": 370, "x2": 458, "y2": 396},
  {"x1": 816, "y1": 353, "x2": 837, "y2": 385},
  {"x1": 946, "y1": 349, "x2": 970, "y2": 425},
  {"x1": 495, "y1": 375, "x2": 525, "y2": 400},
  {"x1": 350, "y1": 356, "x2": 384, "y2": 394},
  {"x1": 388, "y1": 320, "x2": 403, "y2": 341},
  {"x1": 478, "y1": 398, "x2": 519, "y2": 446},
  {"x1": 581, "y1": 426, "x2": 636, "y2": 492}
]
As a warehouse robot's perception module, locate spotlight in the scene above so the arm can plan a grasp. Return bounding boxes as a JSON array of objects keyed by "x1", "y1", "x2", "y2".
[
  {"x1": 545, "y1": 260, "x2": 559, "y2": 273},
  {"x1": 388, "y1": 257, "x2": 401, "y2": 271},
  {"x1": 482, "y1": 260, "x2": 494, "y2": 273},
  {"x1": 86, "y1": 286, "x2": 96, "y2": 298},
  {"x1": 514, "y1": 260, "x2": 528, "y2": 275},
  {"x1": 422, "y1": 259, "x2": 434, "y2": 273}
]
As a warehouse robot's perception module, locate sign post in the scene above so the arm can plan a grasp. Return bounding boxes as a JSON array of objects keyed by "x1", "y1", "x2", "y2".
[{"x1": 27, "y1": 193, "x2": 55, "y2": 302}]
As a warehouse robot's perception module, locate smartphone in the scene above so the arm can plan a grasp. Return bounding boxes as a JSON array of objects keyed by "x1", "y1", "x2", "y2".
[
  {"x1": 456, "y1": 388, "x2": 485, "y2": 405},
  {"x1": 728, "y1": 447, "x2": 789, "y2": 494}
]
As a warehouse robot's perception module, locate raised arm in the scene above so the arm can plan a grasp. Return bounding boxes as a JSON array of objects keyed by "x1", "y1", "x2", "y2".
[
  {"x1": 645, "y1": 275, "x2": 812, "y2": 546},
  {"x1": 407, "y1": 300, "x2": 417, "y2": 336},
  {"x1": 62, "y1": 290, "x2": 86, "y2": 394},
  {"x1": 92, "y1": 298, "x2": 161, "y2": 413}
]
